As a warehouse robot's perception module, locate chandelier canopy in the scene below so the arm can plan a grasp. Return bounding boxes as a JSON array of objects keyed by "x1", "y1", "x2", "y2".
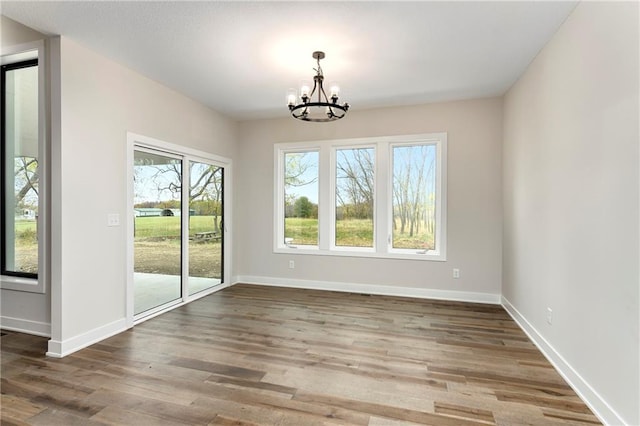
[{"x1": 287, "y1": 51, "x2": 349, "y2": 122}]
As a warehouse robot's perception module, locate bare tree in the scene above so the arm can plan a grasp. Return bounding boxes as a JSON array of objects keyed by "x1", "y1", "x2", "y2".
[
  {"x1": 135, "y1": 160, "x2": 224, "y2": 232},
  {"x1": 13, "y1": 157, "x2": 39, "y2": 210},
  {"x1": 190, "y1": 164, "x2": 223, "y2": 232},
  {"x1": 285, "y1": 152, "x2": 317, "y2": 187},
  {"x1": 393, "y1": 145, "x2": 436, "y2": 245},
  {"x1": 335, "y1": 148, "x2": 374, "y2": 219}
]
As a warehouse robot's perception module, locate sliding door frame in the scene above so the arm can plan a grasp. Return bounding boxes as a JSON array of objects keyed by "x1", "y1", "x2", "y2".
[{"x1": 126, "y1": 132, "x2": 232, "y2": 328}]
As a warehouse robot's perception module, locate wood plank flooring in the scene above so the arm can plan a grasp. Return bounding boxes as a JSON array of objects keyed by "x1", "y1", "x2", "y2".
[{"x1": 1, "y1": 284, "x2": 601, "y2": 425}]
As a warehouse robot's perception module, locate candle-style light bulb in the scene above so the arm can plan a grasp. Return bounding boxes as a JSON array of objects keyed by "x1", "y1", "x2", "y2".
[
  {"x1": 287, "y1": 89, "x2": 297, "y2": 106},
  {"x1": 330, "y1": 83, "x2": 340, "y2": 99},
  {"x1": 300, "y1": 81, "x2": 311, "y2": 99}
]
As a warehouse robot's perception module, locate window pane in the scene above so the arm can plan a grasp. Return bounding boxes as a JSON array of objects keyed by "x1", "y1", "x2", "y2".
[
  {"x1": 335, "y1": 147, "x2": 374, "y2": 247},
  {"x1": 392, "y1": 144, "x2": 437, "y2": 251},
  {"x1": 133, "y1": 151, "x2": 182, "y2": 315},
  {"x1": 2, "y1": 62, "x2": 39, "y2": 276},
  {"x1": 189, "y1": 161, "x2": 223, "y2": 295},
  {"x1": 284, "y1": 151, "x2": 318, "y2": 246}
]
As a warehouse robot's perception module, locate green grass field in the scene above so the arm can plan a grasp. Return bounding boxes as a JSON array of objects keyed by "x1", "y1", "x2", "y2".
[
  {"x1": 335, "y1": 218, "x2": 374, "y2": 247},
  {"x1": 285, "y1": 217, "x2": 434, "y2": 249},
  {"x1": 9, "y1": 220, "x2": 38, "y2": 274},
  {"x1": 16, "y1": 216, "x2": 431, "y2": 248},
  {"x1": 16, "y1": 216, "x2": 221, "y2": 240},
  {"x1": 135, "y1": 215, "x2": 220, "y2": 238},
  {"x1": 285, "y1": 218, "x2": 375, "y2": 247},
  {"x1": 9, "y1": 216, "x2": 219, "y2": 239},
  {"x1": 11, "y1": 215, "x2": 433, "y2": 277},
  {"x1": 284, "y1": 217, "x2": 319, "y2": 245},
  {"x1": 14, "y1": 220, "x2": 37, "y2": 239}
]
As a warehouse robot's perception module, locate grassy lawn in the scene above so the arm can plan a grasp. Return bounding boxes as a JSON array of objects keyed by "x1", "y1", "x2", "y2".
[
  {"x1": 15, "y1": 216, "x2": 219, "y2": 238},
  {"x1": 15, "y1": 219, "x2": 37, "y2": 234},
  {"x1": 336, "y1": 218, "x2": 373, "y2": 247},
  {"x1": 10, "y1": 220, "x2": 38, "y2": 274},
  {"x1": 392, "y1": 219, "x2": 435, "y2": 249},
  {"x1": 284, "y1": 217, "x2": 318, "y2": 245},
  {"x1": 14, "y1": 216, "x2": 223, "y2": 277},
  {"x1": 135, "y1": 215, "x2": 221, "y2": 278},
  {"x1": 285, "y1": 217, "x2": 434, "y2": 249},
  {"x1": 134, "y1": 239, "x2": 221, "y2": 278},
  {"x1": 135, "y1": 215, "x2": 220, "y2": 238},
  {"x1": 11, "y1": 215, "x2": 433, "y2": 277}
]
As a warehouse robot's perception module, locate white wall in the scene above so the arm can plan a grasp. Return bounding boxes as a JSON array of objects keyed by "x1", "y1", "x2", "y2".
[
  {"x1": 0, "y1": 16, "x2": 51, "y2": 336},
  {"x1": 47, "y1": 36, "x2": 238, "y2": 356},
  {"x1": 502, "y1": 2, "x2": 639, "y2": 425},
  {"x1": 237, "y1": 98, "x2": 502, "y2": 301}
]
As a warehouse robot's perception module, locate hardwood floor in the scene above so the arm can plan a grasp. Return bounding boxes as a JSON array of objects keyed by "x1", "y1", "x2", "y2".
[{"x1": 1, "y1": 284, "x2": 600, "y2": 425}]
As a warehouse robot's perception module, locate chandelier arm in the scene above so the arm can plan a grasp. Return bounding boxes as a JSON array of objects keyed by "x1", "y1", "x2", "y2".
[{"x1": 308, "y1": 78, "x2": 319, "y2": 104}]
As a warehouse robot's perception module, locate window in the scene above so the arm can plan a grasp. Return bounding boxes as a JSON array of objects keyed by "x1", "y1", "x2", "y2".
[
  {"x1": 282, "y1": 150, "x2": 319, "y2": 248},
  {"x1": 391, "y1": 143, "x2": 437, "y2": 253},
  {"x1": 275, "y1": 133, "x2": 447, "y2": 260},
  {"x1": 334, "y1": 147, "x2": 375, "y2": 249},
  {"x1": 1, "y1": 59, "x2": 39, "y2": 278}
]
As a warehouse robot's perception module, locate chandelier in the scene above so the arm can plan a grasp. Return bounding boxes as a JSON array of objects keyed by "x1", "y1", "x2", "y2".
[{"x1": 287, "y1": 51, "x2": 349, "y2": 122}]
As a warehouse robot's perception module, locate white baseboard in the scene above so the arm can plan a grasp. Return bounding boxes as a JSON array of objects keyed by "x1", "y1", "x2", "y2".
[
  {"x1": 235, "y1": 275, "x2": 500, "y2": 304},
  {"x1": 0, "y1": 316, "x2": 51, "y2": 337},
  {"x1": 46, "y1": 318, "x2": 128, "y2": 358},
  {"x1": 501, "y1": 297, "x2": 625, "y2": 426}
]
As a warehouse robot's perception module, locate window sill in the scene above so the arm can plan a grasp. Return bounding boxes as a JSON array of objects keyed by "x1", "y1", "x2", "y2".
[
  {"x1": 1, "y1": 275, "x2": 44, "y2": 293},
  {"x1": 274, "y1": 246, "x2": 446, "y2": 262}
]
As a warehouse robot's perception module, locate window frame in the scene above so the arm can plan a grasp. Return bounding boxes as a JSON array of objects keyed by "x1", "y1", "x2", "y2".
[
  {"x1": 274, "y1": 133, "x2": 447, "y2": 261},
  {"x1": 388, "y1": 140, "x2": 444, "y2": 257},
  {"x1": 0, "y1": 40, "x2": 47, "y2": 293}
]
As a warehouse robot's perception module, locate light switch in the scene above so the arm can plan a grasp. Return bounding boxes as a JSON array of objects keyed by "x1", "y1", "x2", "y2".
[{"x1": 107, "y1": 213, "x2": 120, "y2": 227}]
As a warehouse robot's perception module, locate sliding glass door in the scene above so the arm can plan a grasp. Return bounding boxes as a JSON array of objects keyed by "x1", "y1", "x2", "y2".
[{"x1": 132, "y1": 146, "x2": 226, "y2": 318}]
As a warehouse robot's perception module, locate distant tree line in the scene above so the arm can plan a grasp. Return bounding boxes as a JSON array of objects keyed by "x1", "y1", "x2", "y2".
[{"x1": 134, "y1": 200, "x2": 222, "y2": 216}]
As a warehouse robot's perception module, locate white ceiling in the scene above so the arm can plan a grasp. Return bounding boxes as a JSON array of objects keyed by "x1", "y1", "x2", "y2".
[{"x1": 2, "y1": 1, "x2": 577, "y2": 121}]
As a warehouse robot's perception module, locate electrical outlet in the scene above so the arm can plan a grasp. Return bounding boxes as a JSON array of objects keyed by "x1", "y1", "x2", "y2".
[
  {"x1": 452, "y1": 268, "x2": 460, "y2": 279},
  {"x1": 546, "y1": 307, "x2": 553, "y2": 325},
  {"x1": 289, "y1": 260, "x2": 295, "y2": 269}
]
